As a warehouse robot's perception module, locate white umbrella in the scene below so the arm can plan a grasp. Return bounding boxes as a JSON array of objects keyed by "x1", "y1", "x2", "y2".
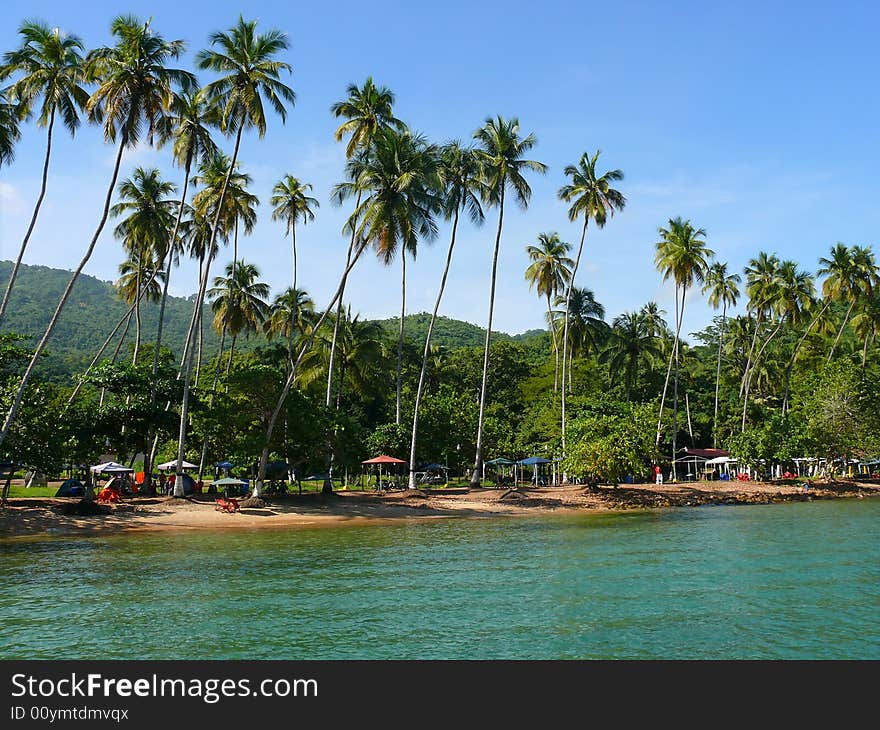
[
  {"x1": 90, "y1": 461, "x2": 133, "y2": 473},
  {"x1": 156, "y1": 460, "x2": 198, "y2": 470}
]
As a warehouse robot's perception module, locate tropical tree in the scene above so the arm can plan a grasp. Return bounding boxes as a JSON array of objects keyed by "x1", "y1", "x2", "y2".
[
  {"x1": 702, "y1": 261, "x2": 740, "y2": 444},
  {"x1": 407, "y1": 141, "x2": 484, "y2": 488},
  {"x1": 555, "y1": 286, "x2": 607, "y2": 379},
  {"x1": 326, "y1": 78, "x2": 404, "y2": 413},
  {"x1": 264, "y1": 287, "x2": 316, "y2": 364},
  {"x1": 653, "y1": 217, "x2": 713, "y2": 476},
  {"x1": 469, "y1": 116, "x2": 546, "y2": 486},
  {"x1": 350, "y1": 128, "x2": 442, "y2": 425},
  {"x1": 0, "y1": 21, "x2": 90, "y2": 323},
  {"x1": 823, "y1": 244, "x2": 879, "y2": 362},
  {"x1": 171, "y1": 16, "x2": 295, "y2": 492},
  {"x1": 114, "y1": 248, "x2": 165, "y2": 365},
  {"x1": 208, "y1": 261, "x2": 270, "y2": 376},
  {"x1": 601, "y1": 310, "x2": 662, "y2": 401},
  {"x1": 740, "y1": 251, "x2": 781, "y2": 399},
  {"x1": 852, "y1": 289, "x2": 880, "y2": 375},
  {"x1": 525, "y1": 232, "x2": 573, "y2": 392},
  {"x1": 1, "y1": 15, "x2": 193, "y2": 449},
  {"x1": 0, "y1": 90, "x2": 21, "y2": 167},
  {"x1": 271, "y1": 174, "x2": 318, "y2": 293}
]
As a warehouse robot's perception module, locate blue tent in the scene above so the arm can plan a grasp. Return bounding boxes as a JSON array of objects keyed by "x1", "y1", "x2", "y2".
[
  {"x1": 215, "y1": 461, "x2": 233, "y2": 469},
  {"x1": 516, "y1": 457, "x2": 552, "y2": 486},
  {"x1": 55, "y1": 479, "x2": 84, "y2": 497}
]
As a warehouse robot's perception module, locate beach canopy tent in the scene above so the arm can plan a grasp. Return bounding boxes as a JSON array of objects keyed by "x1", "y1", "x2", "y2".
[
  {"x1": 90, "y1": 462, "x2": 133, "y2": 474},
  {"x1": 213, "y1": 476, "x2": 248, "y2": 496},
  {"x1": 362, "y1": 455, "x2": 407, "y2": 490},
  {"x1": 673, "y1": 448, "x2": 730, "y2": 480},
  {"x1": 55, "y1": 479, "x2": 84, "y2": 497},
  {"x1": 156, "y1": 460, "x2": 198, "y2": 470},
  {"x1": 516, "y1": 456, "x2": 553, "y2": 486},
  {"x1": 215, "y1": 461, "x2": 234, "y2": 469},
  {"x1": 485, "y1": 457, "x2": 516, "y2": 485}
]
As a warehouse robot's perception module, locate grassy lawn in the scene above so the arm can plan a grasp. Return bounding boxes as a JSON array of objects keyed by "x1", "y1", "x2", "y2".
[{"x1": 6, "y1": 485, "x2": 60, "y2": 498}]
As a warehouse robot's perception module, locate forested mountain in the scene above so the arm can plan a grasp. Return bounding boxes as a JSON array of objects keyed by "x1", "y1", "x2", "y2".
[{"x1": 0, "y1": 262, "x2": 543, "y2": 379}]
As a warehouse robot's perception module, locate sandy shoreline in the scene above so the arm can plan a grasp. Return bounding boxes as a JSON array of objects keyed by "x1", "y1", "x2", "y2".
[{"x1": 1, "y1": 479, "x2": 879, "y2": 539}]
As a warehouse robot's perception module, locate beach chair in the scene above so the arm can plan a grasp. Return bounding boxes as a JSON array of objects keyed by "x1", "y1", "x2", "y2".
[{"x1": 214, "y1": 497, "x2": 240, "y2": 513}]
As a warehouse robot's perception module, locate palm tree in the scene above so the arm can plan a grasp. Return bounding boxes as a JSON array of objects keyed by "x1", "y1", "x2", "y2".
[
  {"x1": 114, "y1": 247, "x2": 165, "y2": 365},
  {"x1": 823, "y1": 244, "x2": 879, "y2": 362},
  {"x1": 653, "y1": 218, "x2": 713, "y2": 477},
  {"x1": 601, "y1": 310, "x2": 662, "y2": 401},
  {"x1": 852, "y1": 289, "x2": 880, "y2": 376},
  {"x1": 407, "y1": 141, "x2": 484, "y2": 489},
  {"x1": 702, "y1": 261, "x2": 740, "y2": 445},
  {"x1": 740, "y1": 252, "x2": 781, "y2": 398},
  {"x1": 469, "y1": 116, "x2": 546, "y2": 486},
  {"x1": 525, "y1": 232, "x2": 573, "y2": 392},
  {"x1": 0, "y1": 21, "x2": 90, "y2": 323},
  {"x1": 0, "y1": 89, "x2": 21, "y2": 167},
  {"x1": 557, "y1": 150, "x2": 625, "y2": 467},
  {"x1": 208, "y1": 261, "x2": 270, "y2": 376},
  {"x1": 110, "y1": 167, "x2": 178, "y2": 366},
  {"x1": 741, "y1": 260, "x2": 814, "y2": 430},
  {"x1": 168, "y1": 17, "x2": 295, "y2": 492},
  {"x1": 0, "y1": 15, "x2": 193, "y2": 449},
  {"x1": 271, "y1": 174, "x2": 318, "y2": 293},
  {"x1": 558, "y1": 287, "x2": 608, "y2": 377},
  {"x1": 264, "y1": 287, "x2": 316, "y2": 364},
  {"x1": 326, "y1": 78, "x2": 404, "y2": 413},
  {"x1": 350, "y1": 128, "x2": 442, "y2": 426}
]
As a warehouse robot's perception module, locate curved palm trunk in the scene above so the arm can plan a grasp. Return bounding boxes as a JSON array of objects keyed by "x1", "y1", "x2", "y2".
[
  {"x1": 561, "y1": 217, "x2": 588, "y2": 472},
  {"x1": 712, "y1": 302, "x2": 727, "y2": 447},
  {"x1": 0, "y1": 136, "x2": 127, "y2": 448},
  {"x1": 257, "y1": 245, "x2": 367, "y2": 496},
  {"x1": 132, "y1": 267, "x2": 142, "y2": 366},
  {"x1": 783, "y1": 300, "x2": 831, "y2": 414},
  {"x1": 671, "y1": 287, "x2": 686, "y2": 480},
  {"x1": 655, "y1": 287, "x2": 679, "y2": 447},
  {"x1": 547, "y1": 294, "x2": 560, "y2": 394},
  {"x1": 741, "y1": 318, "x2": 784, "y2": 431},
  {"x1": 408, "y1": 209, "x2": 459, "y2": 489},
  {"x1": 326, "y1": 189, "x2": 363, "y2": 408},
  {"x1": 471, "y1": 187, "x2": 505, "y2": 487},
  {"x1": 100, "y1": 310, "x2": 132, "y2": 408},
  {"x1": 225, "y1": 333, "x2": 236, "y2": 380},
  {"x1": 197, "y1": 327, "x2": 226, "y2": 479},
  {"x1": 827, "y1": 299, "x2": 855, "y2": 363},
  {"x1": 740, "y1": 312, "x2": 762, "y2": 397},
  {"x1": 396, "y1": 251, "x2": 406, "y2": 425},
  {"x1": 174, "y1": 125, "x2": 243, "y2": 494},
  {"x1": 0, "y1": 110, "x2": 55, "y2": 324}
]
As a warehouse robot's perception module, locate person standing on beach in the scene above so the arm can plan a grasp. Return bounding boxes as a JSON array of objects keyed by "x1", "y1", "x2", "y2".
[{"x1": 654, "y1": 464, "x2": 663, "y2": 485}]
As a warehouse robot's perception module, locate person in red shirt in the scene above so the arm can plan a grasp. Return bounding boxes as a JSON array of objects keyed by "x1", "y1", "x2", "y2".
[{"x1": 653, "y1": 464, "x2": 663, "y2": 485}]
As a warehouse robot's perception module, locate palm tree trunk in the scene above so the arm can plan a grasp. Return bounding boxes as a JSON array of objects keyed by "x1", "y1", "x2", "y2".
[
  {"x1": 174, "y1": 124, "x2": 243, "y2": 494},
  {"x1": 671, "y1": 286, "x2": 686, "y2": 481},
  {"x1": 560, "y1": 217, "x2": 588, "y2": 472},
  {"x1": 326, "y1": 189, "x2": 363, "y2": 408},
  {"x1": 132, "y1": 266, "x2": 142, "y2": 366},
  {"x1": 741, "y1": 318, "x2": 784, "y2": 431},
  {"x1": 0, "y1": 135, "x2": 127, "y2": 448},
  {"x1": 197, "y1": 327, "x2": 226, "y2": 478},
  {"x1": 291, "y1": 222, "x2": 297, "y2": 293},
  {"x1": 740, "y1": 312, "x2": 762, "y2": 397},
  {"x1": 396, "y1": 250, "x2": 406, "y2": 425},
  {"x1": 783, "y1": 300, "x2": 831, "y2": 414},
  {"x1": 827, "y1": 299, "x2": 856, "y2": 363},
  {"x1": 655, "y1": 285, "x2": 679, "y2": 447},
  {"x1": 471, "y1": 187, "x2": 505, "y2": 487},
  {"x1": 225, "y1": 333, "x2": 236, "y2": 380},
  {"x1": 100, "y1": 310, "x2": 132, "y2": 408},
  {"x1": 408, "y1": 208, "x2": 460, "y2": 489},
  {"x1": 712, "y1": 303, "x2": 726, "y2": 447},
  {"x1": 0, "y1": 109, "x2": 55, "y2": 324},
  {"x1": 256, "y1": 244, "x2": 367, "y2": 496},
  {"x1": 195, "y1": 306, "x2": 204, "y2": 385},
  {"x1": 547, "y1": 293, "x2": 559, "y2": 393}
]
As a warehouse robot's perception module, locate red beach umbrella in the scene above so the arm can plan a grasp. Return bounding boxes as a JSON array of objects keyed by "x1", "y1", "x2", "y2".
[{"x1": 361, "y1": 455, "x2": 407, "y2": 490}]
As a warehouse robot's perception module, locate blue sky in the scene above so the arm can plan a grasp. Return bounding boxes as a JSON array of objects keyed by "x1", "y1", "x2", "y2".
[{"x1": 1, "y1": 0, "x2": 878, "y2": 338}]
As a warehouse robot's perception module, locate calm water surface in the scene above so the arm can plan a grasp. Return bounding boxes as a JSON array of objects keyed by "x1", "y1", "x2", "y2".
[{"x1": 1, "y1": 499, "x2": 878, "y2": 659}]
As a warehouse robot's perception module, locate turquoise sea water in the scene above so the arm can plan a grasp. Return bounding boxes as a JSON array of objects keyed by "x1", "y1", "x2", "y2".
[{"x1": 1, "y1": 499, "x2": 878, "y2": 659}]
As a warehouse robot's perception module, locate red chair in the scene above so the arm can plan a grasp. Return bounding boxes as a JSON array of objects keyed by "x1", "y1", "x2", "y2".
[
  {"x1": 97, "y1": 486, "x2": 121, "y2": 503},
  {"x1": 214, "y1": 497, "x2": 240, "y2": 513}
]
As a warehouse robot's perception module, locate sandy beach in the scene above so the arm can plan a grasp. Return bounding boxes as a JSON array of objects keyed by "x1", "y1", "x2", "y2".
[{"x1": 1, "y1": 479, "x2": 879, "y2": 538}]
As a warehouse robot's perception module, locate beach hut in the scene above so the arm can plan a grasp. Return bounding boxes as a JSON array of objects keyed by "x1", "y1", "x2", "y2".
[{"x1": 361, "y1": 455, "x2": 407, "y2": 491}]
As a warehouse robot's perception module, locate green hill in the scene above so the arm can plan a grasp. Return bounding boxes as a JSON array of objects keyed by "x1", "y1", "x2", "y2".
[{"x1": 0, "y1": 261, "x2": 547, "y2": 379}]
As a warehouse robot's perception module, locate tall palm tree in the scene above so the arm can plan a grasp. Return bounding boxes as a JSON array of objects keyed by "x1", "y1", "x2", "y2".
[
  {"x1": 0, "y1": 89, "x2": 21, "y2": 167},
  {"x1": 264, "y1": 287, "x2": 316, "y2": 364},
  {"x1": 525, "y1": 232, "x2": 573, "y2": 392},
  {"x1": 556, "y1": 286, "x2": 608, "y2": 377},
  {"x1": 702, "y1": 261, "x2": 740, "y2": 445},
  {"x1": 114, "y1": 247, "x2": 165, "y2": 365},
  {"x1": 653, "y1": 218, "x2": 713, "y2": 477},
  {"x1": 0, "y1": 15, "x2": 193, "y2": 448},
  {"x1": 557, "y1": 150, "x2": 625, "y2": 467},
  {"x1": 0, "y1": 21, "x2": 90, "y2": 323},
  {"x1": 741, "y1": 260, "x2": 814, "y2": 430},
  {"x1": 469, "y1": 116, "x2": 546, "y2": 486},
  {"x1": 208, "y1": 261, "x2": 270, "y2": 375},
  {"x1": 740, "y1": 252, "x2": 781, "y2": 398},
  {"x1": 407, "y1": 141, "x2": 484, "y2": 489},
  {"x1": 271, "y1": 174, "x2": 318, "y2": 293},
  {"x1": 153, "y1": 90, "x2": 218, "y2": 392},
  {"x1": 326, "y1": 78, "x2": 404, "y2": 412},
  {"x1": 824, "y1": 244, "x2": 879, "y2": 362},
  {"x1": 110, "y1": 167, "x2": 178, "y2": 366},
  {"x1": 852, "y1": 289, "x2": 880, "y2": 376},
  {"x1": 169, "y1": 17, "x2": 295, "y2": 491},
  {"x1": 600, "y1": 310, "x2": 662, "y2": 401},
  {"x1": 350, "y1": 128, "x2": 442, "y2": 426}
]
